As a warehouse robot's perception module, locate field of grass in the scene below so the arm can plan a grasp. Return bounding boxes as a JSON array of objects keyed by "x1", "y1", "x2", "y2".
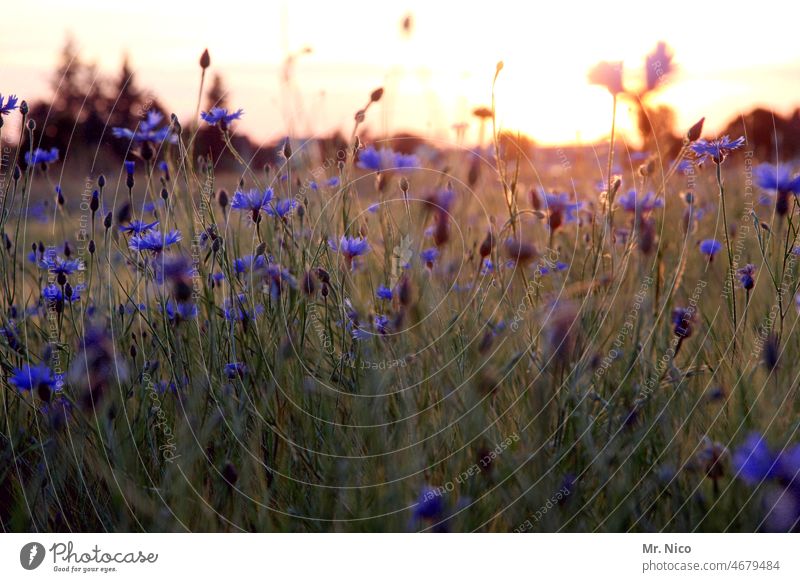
[{"x1": 1, "y1": 75, "x2": 800, "y2": 534}]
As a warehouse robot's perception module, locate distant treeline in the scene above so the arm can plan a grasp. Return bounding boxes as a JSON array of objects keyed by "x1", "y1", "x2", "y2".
[{"x1": 3, "y1": 39, "x2": 799, "y2": 176}]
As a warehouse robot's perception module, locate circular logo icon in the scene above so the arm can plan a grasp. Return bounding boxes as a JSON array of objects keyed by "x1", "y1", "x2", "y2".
[{"x1": 20, "y1": 542, "x2": 46, "y2": 570}]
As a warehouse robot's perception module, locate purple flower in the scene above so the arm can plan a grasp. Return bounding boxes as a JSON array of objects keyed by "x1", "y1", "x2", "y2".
[
  {"x1": 119, "y1": 219, "x2": 159, "y2": 234},
  {"x1": 733, "y1": 432, "x2": 779, "y2": 486},
  {"x1": 617, "y1": 189, "x2": 663, "y2": 214},
  {"x1": 737, "y1": 264, "x2": 756, "y2": 290},
  {"x1": 233, "y1": 254, "x2": 268, "y2": 274},
  {"x1": 112, "y1": 111, "x2": 176, "y2": 144},
  {"x1": 376, "y1": 285, "x2": 393, "y2": 300},
  {"x1": 330, "y1": 235, "x2": 371, "y2": 268},
  {"x1": 223, "y1": 294, "x2": 264, "y2": 321},
  {"x1": 25, "y1": 147, "x2": 59, "y2": 166},
  {"x1": 532, "y1": 190, "x2": 582, "y2": 230},
  {"x1": 265, "y1": 198, "x2": 298, "y2": 218},
  {"x1": 357, "y1": 146, "x2": 419, "y2": 172},
  {"x1": 690, "y1": 136, "x2": 745, "y2": 164},
  {"x1": 645, "y1": 41, "x2": 674, "y2": 92},
  {"x1": 162, "y1": 300, "x2": 198, "y2": 321},
  {"x1": 671, "y1": 306, "x2": 696, "y2": 338},
  {"x1": 420, "y1": 247, "x2": 440, "y2": 265},
  {"x1": 225, "y1": 362, "x2": 247, "y2": 379},
  {"x1": 699, "y1": 239, "x2": 722, "y2": 257},
  {"x1": 9, "y1": 362, "x2": 61, "y2": 395},
  {"x1": 42, "y1": 283, "x2": 82, "y2": 304},
  {"x1": 39, "y1": 253, "x2": 83, "y2": 276},
  {"x1": 129, "y1": 229, "x2": 182, "y2": 253},
  {"x1": 310, "y1": 177, "x2": 340, "y2": 191},
  {"x1": 230, "y1": 188, "x2": 274, "y2": 216},
  {"x1": 200, "y1": 107, "x2": 244, "y2": 127},
  {"x1": 124, "y1": 161, "x2": 135, "y2": 175},
  {"x1": 537, "y1": 261, "x2": 569, "y2": 275},
  {"x1": 0, "y1": 93, "x2": 19, "y2": 115},
  {"x1": 754, "y1": 164, "x2": 800, "y2": 194},
  {"x1": 413, "y1": 486, "x2": 445, "y2": 520}
]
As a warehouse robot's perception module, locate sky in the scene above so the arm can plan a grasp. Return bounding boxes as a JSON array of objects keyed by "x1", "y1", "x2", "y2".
[{"x1": 2, "y1": 0, "x2": 800, "y2": 147}]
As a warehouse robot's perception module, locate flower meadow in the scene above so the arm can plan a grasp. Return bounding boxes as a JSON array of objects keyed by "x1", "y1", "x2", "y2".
[{"x1": 3, "y1": 49, "x2": 800, "y2": 534}]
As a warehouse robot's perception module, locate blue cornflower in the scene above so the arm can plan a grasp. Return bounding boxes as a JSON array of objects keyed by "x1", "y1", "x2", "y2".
[
  {"x1": 481, "y1": 258, "x2": 495, "y2": 274},
  {"x1": 200, "y1": 107, "x2": 244, "y2": 127},
  {"x1": 233, "y1": 254, "x2": 267, "y2": 274},
  {"x1": 413, "y1": 486, "x2": 445, "y2": 520},
  {"x1": 330, "y1": 235, "x2": 371, "y2": 268},
  {"x1": 420, "y1": 247, "x2": 440, "y2": 265},
  {"x1": 265, "y1": 198, "x2": 298, "y2": 218},
  {"x1": 112, "y1": 111, "x2": 176, "y2": 144},
  {"x1": 617, "y1": 189, "x2": 663, "y2": 214},
  {"x1": 538, "y1": 261, "x2": 569, "y2": 275},
  {"x1": 733, "y1": 432, "x2": 779, "y2": 486},
  {"x1": 124, "y1": 160, "x2": 135, "y2": 175},
  {"x1": 310, "y1": 177, "x2": 340, "y2": 191},
  {"x1": 357, "y1": 146, "x2": 419, "y2": 172},
  {"x1": 42, "y1": 283, "x2": 82, "y2": 303},
  {"x1": 755, "y1": 164, "x2": 800, "y2": 194},
  {"x1": 224, "y1": 362, "x2": 248, "y2": 379},
  {"x1": 39, "y1": 253, "x2": 83, "y2": 276},
  {"x1": 376, "y1": 285, "x2": 393, "y2": 300},
  {"x1": 0, "y1": 93, "x2": 19, "y2": 115},
  {"x1": 533, "y1": 190, "x2": 583, "y2": 230},
  {"x1": 737, "y1": 264, "x2": 756, "y2": 290},
  {"x1": 699, "y1": 239, "x2": 722, "y2": 258},
  {"x1": 162, "y1": 300, "x2": 198, "y2": 321},
  {"x1": 9, "y1": 362, "x2": 60, "y2": 394},
  {"x1": 25, "y1": 147, "x2": 59, "y2": 166},
  {"x1": 230, "y1": 188, "x2": 274, "y2": 217},
  {"x1": 119, "y1": 219, "x2": 159, "y2": 234},
  {"x1": 129, "y1": 229, "x2": 182, "y2": 253},
  {"x1": 374, "y1": 314, "x2": 390, "y2": 335},
  {"x1": 690, "y1": 135, "x2": 745, "y2": 164},
  {"x1": 223, "y1": 294, "x2": 264, "y2": 321}
]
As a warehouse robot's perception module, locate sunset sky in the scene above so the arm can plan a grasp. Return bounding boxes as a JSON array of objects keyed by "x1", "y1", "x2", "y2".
[{"x1": 3, "y1": 0, "x2": 800, "y2": 146}]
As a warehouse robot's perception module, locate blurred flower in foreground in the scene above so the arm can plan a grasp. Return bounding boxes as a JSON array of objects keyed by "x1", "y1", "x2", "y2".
[
  {"x1": 588, "y1": 61, "x2": 623, "y2": 95},
  {"x1": 645, "y1": 41, "x2": 674, "y2": 92},
  {"x1": 754, "y1": 164, "x2": 800, "y2": 217},
  {"x1": 733, "y1": 432, "x2": 800, "y2": 531},
  {"x1": 68, "y1": 327, "x2": 128, "y2": 409}
]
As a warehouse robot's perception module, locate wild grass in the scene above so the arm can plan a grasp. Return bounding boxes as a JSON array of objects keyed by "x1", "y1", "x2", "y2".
[{"x1": 1, "y1": 65, "x2": 800, "y2": 533}]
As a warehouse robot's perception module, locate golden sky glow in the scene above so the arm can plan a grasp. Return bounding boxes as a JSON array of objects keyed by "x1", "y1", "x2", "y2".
[{"x1": 2, "y1": 0, "x2": 800, "y2": 146}]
